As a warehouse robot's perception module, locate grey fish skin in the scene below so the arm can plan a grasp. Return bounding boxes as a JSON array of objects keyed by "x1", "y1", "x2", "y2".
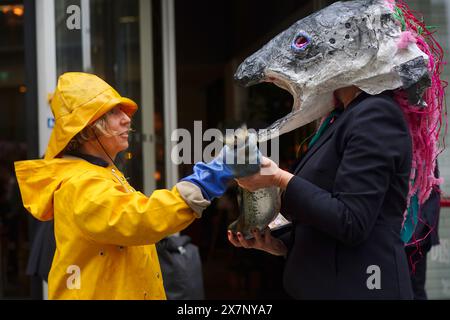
[
  {"x1": 229, "y1": 0, "x2": 433, "y2": 239},
  {"x1": 228, "y1": 187, "x2": 281, "y2": 239},
  {"x1": 234, "y1": 0, "x2": 430, "y2": 143}
]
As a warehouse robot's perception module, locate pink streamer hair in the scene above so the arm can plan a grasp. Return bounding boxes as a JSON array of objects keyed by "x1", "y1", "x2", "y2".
[{"x1": 391, "y1": 0, "x2": 447, "y2": 270}]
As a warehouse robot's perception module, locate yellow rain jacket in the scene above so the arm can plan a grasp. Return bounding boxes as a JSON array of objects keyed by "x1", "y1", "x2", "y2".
[
  {"x1": 15, "y1": 157, "x2": 197, "y2": 299},
  {"x1": 14, "y1": 72, "x2": 203, "y2": 299}
]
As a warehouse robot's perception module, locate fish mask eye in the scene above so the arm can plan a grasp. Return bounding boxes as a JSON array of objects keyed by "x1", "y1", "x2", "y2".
[{"x1": 291, "y1": 32, "x2": 311, "y2": 52}]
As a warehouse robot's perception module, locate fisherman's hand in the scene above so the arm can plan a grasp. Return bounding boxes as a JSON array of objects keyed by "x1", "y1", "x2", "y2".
[
  {"x1": 236, "y1": 156, "x2": 294, "y2": 191},
  {"x1": 227, "y1": 228, "x2": 287, "y2": 257}
]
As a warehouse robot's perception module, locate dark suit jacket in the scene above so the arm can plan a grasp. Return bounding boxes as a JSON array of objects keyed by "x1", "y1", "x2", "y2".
[{"x1": 280, "y1": 92, "x2": 414, "y2": 299}]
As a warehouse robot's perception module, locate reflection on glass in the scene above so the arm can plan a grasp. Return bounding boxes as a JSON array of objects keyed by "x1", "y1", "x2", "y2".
[{"x1": 55, "y1": 0, "x2": 82, "y2": 75}]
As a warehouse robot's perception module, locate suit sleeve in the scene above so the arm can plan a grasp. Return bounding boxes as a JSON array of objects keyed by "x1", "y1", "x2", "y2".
[
  {"x1": 63, "y1": 172, "x2": 197, "y2": 246},
  {"x1": 282, "y1": 97, "x2": 411, "y2": 246}
]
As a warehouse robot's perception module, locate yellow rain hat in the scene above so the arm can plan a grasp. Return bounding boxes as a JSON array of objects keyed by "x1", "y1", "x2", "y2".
[{"x1": 44, "y1": 72, "x2": 138, "y2": 160}]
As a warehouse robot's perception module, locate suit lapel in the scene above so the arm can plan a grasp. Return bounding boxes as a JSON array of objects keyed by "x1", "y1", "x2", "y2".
[{"x1": 293, "y1": 117, "x2": 341, "y2": 175}]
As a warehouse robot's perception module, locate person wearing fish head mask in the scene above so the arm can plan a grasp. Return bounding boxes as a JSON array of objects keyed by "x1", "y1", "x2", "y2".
[
  {"x1": 14, "y1": 72, "x2": 261, "y2": 300},
  {"x1": 228, "y1": 0, "x2": 445, "y2": 299}
]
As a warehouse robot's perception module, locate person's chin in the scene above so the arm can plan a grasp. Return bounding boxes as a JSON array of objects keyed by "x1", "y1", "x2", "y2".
[{"x1": 116, "y1": 138, "x2": 129, "y2": 150}]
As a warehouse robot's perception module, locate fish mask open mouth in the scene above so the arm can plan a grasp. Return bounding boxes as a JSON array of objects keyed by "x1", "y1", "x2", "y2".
[{"x1": 234, "y1": 0, "x2": 431, "y2": 142}]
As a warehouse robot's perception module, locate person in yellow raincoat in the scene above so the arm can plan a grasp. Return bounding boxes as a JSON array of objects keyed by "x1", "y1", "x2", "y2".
[{"x1": 14, "y1": 72, "x2": 260, "y2": 300}]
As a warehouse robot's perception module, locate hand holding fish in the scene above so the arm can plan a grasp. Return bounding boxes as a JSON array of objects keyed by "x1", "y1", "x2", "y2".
[
  {"x1": 236, "y1": 156, "x2": 294, "y2": 191},
  {"x1": 227, "y1": 228, "x2": 287, "y2": 257}
]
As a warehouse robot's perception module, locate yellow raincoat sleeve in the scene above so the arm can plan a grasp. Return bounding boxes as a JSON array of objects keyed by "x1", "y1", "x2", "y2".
[{"x1": 63, "y1": 171, "x2": 197, "y2": 246}]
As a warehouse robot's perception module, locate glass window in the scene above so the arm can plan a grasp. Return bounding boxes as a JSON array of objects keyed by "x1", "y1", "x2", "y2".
[{"x1": 54, "y1": 0, "x2": 148, "y2": 191}]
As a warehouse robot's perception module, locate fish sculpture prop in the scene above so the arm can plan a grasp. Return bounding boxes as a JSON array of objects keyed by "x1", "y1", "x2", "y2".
[
  {"x1": 229, "y1": 0, "x2": 432, "y2": 237},
  {"x1": 223, "y1": 127, "x2": 283, "y2": 239}
]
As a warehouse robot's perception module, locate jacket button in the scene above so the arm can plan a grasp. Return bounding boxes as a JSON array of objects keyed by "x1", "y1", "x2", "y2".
[
  {"x1": 156, "y1": 273, "x2": 160, "y2": 279},
  {"x1": 112, "y1": 169, "x2": 116, "y2": 173}
]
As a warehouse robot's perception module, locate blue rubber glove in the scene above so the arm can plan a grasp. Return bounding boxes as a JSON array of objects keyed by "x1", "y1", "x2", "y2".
[{"x1": 181, "y1": 132, "x2": 261, "y2": 201}]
